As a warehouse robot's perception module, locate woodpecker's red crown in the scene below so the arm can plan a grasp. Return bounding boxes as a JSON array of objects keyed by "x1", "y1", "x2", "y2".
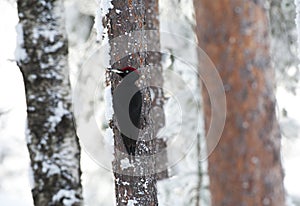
[{"x1": 121, "y1": 66, "x2": 137, "y2": 73}]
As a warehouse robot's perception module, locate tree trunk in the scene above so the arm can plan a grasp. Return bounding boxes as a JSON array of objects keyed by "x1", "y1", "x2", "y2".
[
  {"x1": 16, "y1": 0, "x2": 83, "y2": 205},
  {"x1": 194, "y1": 1, "x2": 285, "y2": 205},
  {"x1": 102, "y1": 0, "x2": 165, "y2": 205},
  {"x1": 144, "y1": 0, "x2": 168, "y2": 181}
]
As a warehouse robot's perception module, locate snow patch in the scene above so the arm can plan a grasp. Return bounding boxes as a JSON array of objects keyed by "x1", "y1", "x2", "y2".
[
  {"x1": 104, "y1": 85, "x2": 113, "y2": 121},
  {"x1": 15, "y1": 23, "x2": 27, "y2": 62},
  {"x1": 98, "y1": 0, "x2": 113, "y2": 15},
  {"x1": 42, "y1": 161, "x2": 60, "y2": 176},
  {"x1": 116, "y1": 9, "x2": 121, "y2": 14},
  {"x1": 28, "y1": 166, "x2": 35, "y2": 189},
  {"x1": 53, "y1": 189, "x2": 79, "y2": 206},
  {"x1": 48, "y1": 101, "x2": 69, "y2": 132},
  {"x1": 95, "y1": 0, "x2": 114, "y2": 41},
  {"x1": 122, "y1": 181, "x2": 130, "y2": 185},
  {"x1": 25, "y1": 123, "x2": 32, "y2": 144},
  {"x1": 33, "y1": 28, "x2": 58, "y2": 43},
  {"x1": 104, "y1": 127, "x2": 114, "y2": 153},
  {"x1": 45, "y1": 41, "x2": 64, "y2": 53},
  {"x1": 120, "y1": 158, "x2": 133, "y2": 170},
  {"x1": 95, "y1": 9, "x2": 104, "y2": 41},
  {"x1": 127, "y1": 199, "x2": 137, "y2": 206},
  {"x1": 143, "y1": 179, "x2": 149, "y2": 192}
]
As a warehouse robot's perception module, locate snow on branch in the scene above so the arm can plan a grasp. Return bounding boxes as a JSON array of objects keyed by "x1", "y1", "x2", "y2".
[
  {"x1": 15, "y1": 24, "x2": 27, "y2": 63},
  {"x1": 95, "y1": 0, "x2": 113, "y2": 41}
]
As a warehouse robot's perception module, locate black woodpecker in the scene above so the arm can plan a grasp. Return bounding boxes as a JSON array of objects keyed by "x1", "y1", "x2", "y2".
[{"x1": 111, "y1": 67, "x2": 142, "y2": 156}]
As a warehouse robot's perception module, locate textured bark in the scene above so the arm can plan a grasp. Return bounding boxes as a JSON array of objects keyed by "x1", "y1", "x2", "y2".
[
  {"x1": 16, "y1": 0, "x2": 82, "y2": 205},
  {"x1": 144, "y1": 0, "x2": 168, "y2": 181},
  {"x1": 194, "y1": 1, "x2": 285, "y2": 206},
  {"x1": 105, "y1": 0, "x2": 161, "y2": 205}
]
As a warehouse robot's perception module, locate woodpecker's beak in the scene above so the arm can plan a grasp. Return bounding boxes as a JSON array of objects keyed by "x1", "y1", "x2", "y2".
[{"x1": 111, "y1": 69, "x2": 123, "y2": 74}]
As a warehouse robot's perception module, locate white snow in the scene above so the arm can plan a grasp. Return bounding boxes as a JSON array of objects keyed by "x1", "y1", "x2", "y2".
[
  {"x1": 295, "y1": 0, "x2": 300, "y2": 54},
  {"x1": 98, "y1": 0, "x2": 113, "y2": 15},
  {"x1": 28, "y1": 166, "x2": 35, "y2": 189},
  {"x1": 52, "y1": 189, "x2": 79, "y2": 206},
  {"x1": 95, "y1": 0, "x2": 114, "y2": 41},
  {"x1": 127, "y1": 199, "x2": 137, "y2": 206},
  {"x1": 116, "y1": 9, "x2": 121, "y2": 14},
  {"x1": 95, "y1": 9, "x2": 104, "y2": 41},
  {"x1": 120, "y1": 158, "x2": 133, "y2": 170},
  {"x1": 44, "y1": 41, "x2": 64, "y2": 53},
  {"x1": 0, "y1": 193, "x2": 31, "y2": 206},
  {"x1": 15, "y1": 23, "x2": 27, "y2": 62},
  {"x1": 104, "y1": 127, "x2": 114, "y2": 153},
  {"x1": 1, "y1": 1, "x2": 300, "y2": 206},
  {"x1": 104, "y1": 84, "x2": 114, "y2": 121},
  {"x1": 0, "y1": 3, "x2": 32, "y2": 205},
  {"x1": 33, "y1": 28, "x2": 58, "y2": 43},
  {"x1": 143, "y1": 179, "x2": 149, "y2": 192},
  {"x1": 48, "y1": 101, "x2": 69, "y2": 132},
  {"x1": 42, "y1": 161, "x2": 60, "y2": 176},
  {"x1": 277, "y1": 84, "x2": 300, "y2": 205},
  {"x1": 122, "y1": 181, "x2": 130, "y2": 185}
]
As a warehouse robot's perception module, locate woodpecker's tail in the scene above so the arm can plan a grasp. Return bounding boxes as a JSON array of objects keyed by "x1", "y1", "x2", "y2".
[{"x1": 121, "y1": 133, "x2": 137, "y2": 156}]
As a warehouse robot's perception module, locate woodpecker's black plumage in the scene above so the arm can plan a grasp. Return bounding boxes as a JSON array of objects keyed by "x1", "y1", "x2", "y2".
[{"x1": 112, "y1": 67, "x2": 142, "y2": 156}]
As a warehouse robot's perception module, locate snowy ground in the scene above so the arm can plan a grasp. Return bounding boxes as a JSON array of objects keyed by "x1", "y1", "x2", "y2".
[{"x1": 1, "y1": 1, "x2": 300, "y2": 206}]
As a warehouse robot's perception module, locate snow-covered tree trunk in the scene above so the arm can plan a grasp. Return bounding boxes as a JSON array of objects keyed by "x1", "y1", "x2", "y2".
[
  {"x1": 16, "y1": 0, "x2": 83, "y2": 205},
  {"x1": 194, "y1": 1, "x2": 285, "y2": 205},
  {"x1": 101, "y1": 0, "x2": 162, "y2": 205}
]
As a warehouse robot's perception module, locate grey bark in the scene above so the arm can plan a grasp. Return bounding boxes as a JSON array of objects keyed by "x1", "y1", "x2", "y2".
[{"x1": 16, "y1": 0, "x2": 83, "y2": 205}]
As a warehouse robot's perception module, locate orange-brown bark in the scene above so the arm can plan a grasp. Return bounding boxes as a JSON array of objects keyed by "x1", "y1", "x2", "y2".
[{"x1": 194, "y1": 1, "x2": 285, "y2": 205}]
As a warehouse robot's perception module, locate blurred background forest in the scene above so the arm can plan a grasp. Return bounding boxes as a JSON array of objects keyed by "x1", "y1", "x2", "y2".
[{"x1": 0, "y1": 0, "x2": 300, "y2": 205}]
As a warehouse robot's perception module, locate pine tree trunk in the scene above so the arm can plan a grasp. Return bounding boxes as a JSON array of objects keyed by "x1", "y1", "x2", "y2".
[
  {"x1": 16, "y1": 0, "x2": 83, "y2": 205},
  {"x1": 104, "y1": 0, "x2": 164, "y2": 205},
  {"x1": 194, "y1": 1, "x2": 285, "y2": 205}
]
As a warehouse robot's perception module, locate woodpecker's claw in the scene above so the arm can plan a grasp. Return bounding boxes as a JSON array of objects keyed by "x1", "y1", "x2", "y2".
[{"x1": 109, "y1": 120, "x2": 114, "y2": 128}]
